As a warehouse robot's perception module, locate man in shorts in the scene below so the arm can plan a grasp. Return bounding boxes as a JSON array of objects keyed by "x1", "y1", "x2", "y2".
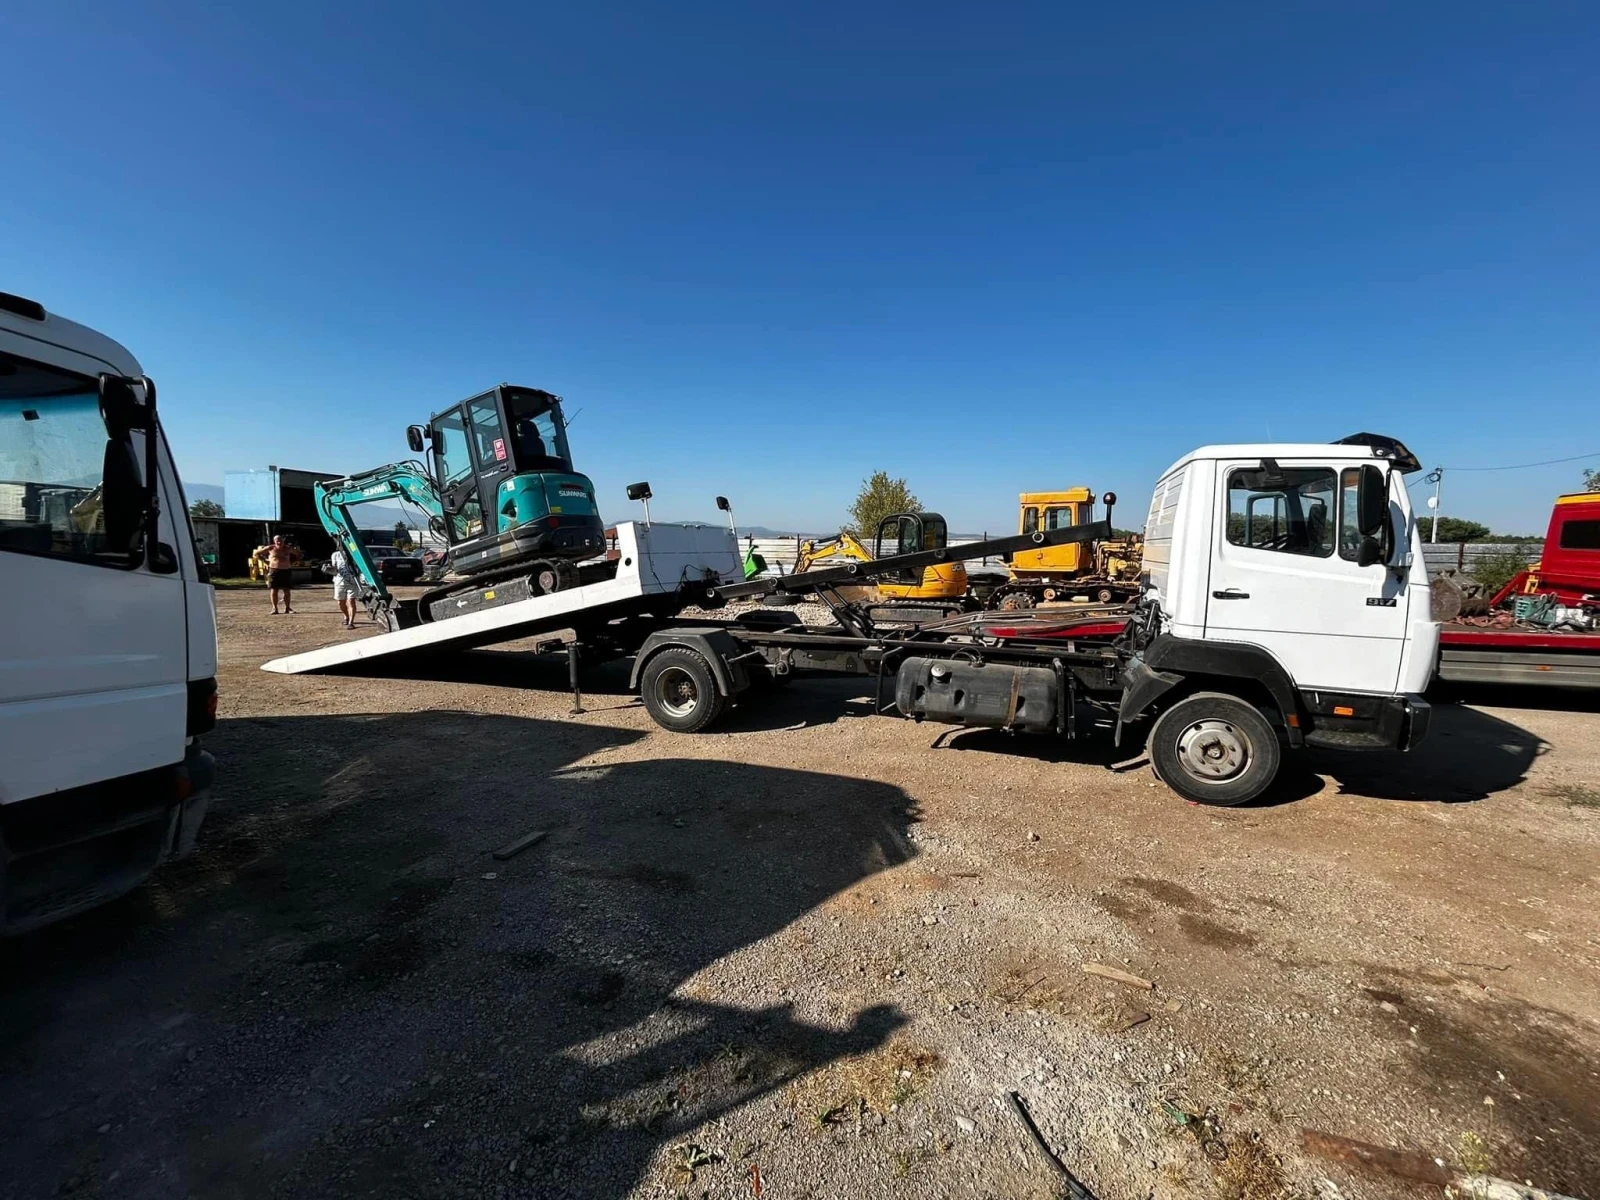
[
  {"x1": 329, "y1": 542, "x2": 361, "y2": 629},
  {"x1": 267, "y1": 535, "x2": 295, "y2": 615}
]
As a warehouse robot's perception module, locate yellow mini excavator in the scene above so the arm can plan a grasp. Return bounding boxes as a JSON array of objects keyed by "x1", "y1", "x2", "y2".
[{"x1": 794, "y1": 511, "x2": 969, "y2": 616}]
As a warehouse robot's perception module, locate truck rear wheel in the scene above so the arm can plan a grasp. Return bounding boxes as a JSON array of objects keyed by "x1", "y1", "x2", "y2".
[
  {"x1": 1147, "y1": 692, "x2": 1280, "y2": 806},
  {"x1": 639, "y1": 647, "x2": 727, "y2": 733}
]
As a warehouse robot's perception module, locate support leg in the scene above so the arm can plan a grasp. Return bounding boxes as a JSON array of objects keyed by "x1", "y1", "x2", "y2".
[{"x1": 568, "y1": 641, "x2": 584, "y2": 714}]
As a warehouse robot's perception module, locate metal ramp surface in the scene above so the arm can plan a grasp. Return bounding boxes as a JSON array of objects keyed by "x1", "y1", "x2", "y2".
[{"x1": 262, "y1": 522, "x2": 738, "y2": 675}]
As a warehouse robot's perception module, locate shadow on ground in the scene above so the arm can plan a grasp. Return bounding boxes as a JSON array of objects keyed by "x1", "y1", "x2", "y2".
[
  {"x1": 905, "y1": 700, "x2": 1545, "y2": 808},
  {"x1": 0, "y1": 711, "x2": 919, "y2": 1199},
  {"x1": 1300, "y1": 701, "x2": 1545, "y2": 803}
]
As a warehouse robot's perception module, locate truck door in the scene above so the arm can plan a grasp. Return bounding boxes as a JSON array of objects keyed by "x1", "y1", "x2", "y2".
[
  {"x1": 1206, "y1": 460, "x2": 1407, "y2": 694},
  {"x1": 0, "y1": 347, "x2": 189, "y2": 800}
]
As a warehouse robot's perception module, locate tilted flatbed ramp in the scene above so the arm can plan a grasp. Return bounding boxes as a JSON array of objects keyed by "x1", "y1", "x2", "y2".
[{"x1": 262, "y1": 522, "x2": 739, "y2": 674}]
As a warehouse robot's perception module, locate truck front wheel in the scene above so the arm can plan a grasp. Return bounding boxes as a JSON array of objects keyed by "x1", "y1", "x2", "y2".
[
  {"x1": 639, "y1": 647, "x2": 727, "y2": 733},
  {"x1": 1147, "y1": 692, "x2": 1281, "y2": 806}
]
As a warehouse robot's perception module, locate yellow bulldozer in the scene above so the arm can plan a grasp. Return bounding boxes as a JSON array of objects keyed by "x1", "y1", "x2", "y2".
[
  {"x1": 794, "y1": 511, "x2": 969, "y2": 614},
  {"x1": 987, "y1": 487, "x2": 1141, "y2": 610}
]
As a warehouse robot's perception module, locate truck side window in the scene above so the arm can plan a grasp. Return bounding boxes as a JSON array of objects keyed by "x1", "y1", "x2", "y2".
[
  {"x1": 0, "y1": 354, "x2": 142, "y2": 568},
  {"x1": 1022, "y1": 507, "x2": 1039, "y2": 535},
  {"x1": 1338, "y1": 468, "x2": 1363, "y2": 561},
  {"x1": 1044, "y1": 506, "x2": 1074, "y2": 531},
  {"x1": 1559, "y1": 519, "x2": 1600, "y2": 550},
  {"x1": 1226, "y1": 467, "x2": 1335, "y2": 558}
]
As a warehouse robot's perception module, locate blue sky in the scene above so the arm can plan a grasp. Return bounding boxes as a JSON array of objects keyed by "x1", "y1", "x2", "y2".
[{"x1": 5, "y1": 1, "x2": 1596, "y2": 534}]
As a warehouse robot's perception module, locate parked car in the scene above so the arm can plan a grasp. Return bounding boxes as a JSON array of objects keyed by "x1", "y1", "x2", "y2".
[{"x1": 366, "y1": 545, "x2": 425, "y2": 584}]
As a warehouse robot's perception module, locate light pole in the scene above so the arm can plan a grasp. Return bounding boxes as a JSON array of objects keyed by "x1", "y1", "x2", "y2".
[{"x1": 1424, "y1": 468, "x2": 1444, "y2": 542}]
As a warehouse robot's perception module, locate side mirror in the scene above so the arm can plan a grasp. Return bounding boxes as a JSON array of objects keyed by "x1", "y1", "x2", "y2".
[
  {"x1": 150, "y1": 541, "x2": 180, "y2": 574},
  {"x1": 1357, "y1": 536, "x2": 1385, "y2": 567},
  {"x1": 1357, "y1": 464, "x2": 1387, "y2": 536},
  {"x1": 406, "y1": 425, "x2": 426, "y2": 454},
  {"x1": 98, "y1": 374, "x2": 141, "y2": 437},
  {"x1": 715, "y1": 496, "x2": 730, "y2": 512}
]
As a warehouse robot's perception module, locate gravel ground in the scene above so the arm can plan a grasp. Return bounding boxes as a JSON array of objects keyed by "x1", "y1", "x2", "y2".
[{"x1": 2, "y1": 584, "x2": 1598, "y2": 1199}]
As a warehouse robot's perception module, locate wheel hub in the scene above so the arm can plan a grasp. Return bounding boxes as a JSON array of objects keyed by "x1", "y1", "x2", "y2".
[
  {"x1": 1175, "y1": 719, "x2": 1249, "y2": 781},
  {"x1": 654, "y1": 666, "x2": 699, "y2": 717}
]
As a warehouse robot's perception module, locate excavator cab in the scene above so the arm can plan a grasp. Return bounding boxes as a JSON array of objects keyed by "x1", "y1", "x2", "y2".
[
  {"x1": 871, "y1": 512, "x2": 966, "y2": 599},
  {"x1": 413, "y1": 385, "x2": 604, "y2": 580},
  {"x1": 873, "y1": 511, "x2": 949, "y2": 560}
]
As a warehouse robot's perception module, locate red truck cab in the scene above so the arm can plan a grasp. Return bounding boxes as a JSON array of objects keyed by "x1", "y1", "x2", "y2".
[
  {"x1": 1490, "y1": 492, "x2": 1600, "y2": 608},
  {"x1": 1438, "y1": 492, "x2": 1600, "y2": 690}
]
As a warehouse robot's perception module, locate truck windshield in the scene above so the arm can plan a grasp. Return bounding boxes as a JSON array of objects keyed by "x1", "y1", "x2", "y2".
[
  {"x1": 504, "y1": 389, "x2": 573, "y2": 473},
  {"x1": 0, "y1": 352, "x2": 142, "y2": 566}
]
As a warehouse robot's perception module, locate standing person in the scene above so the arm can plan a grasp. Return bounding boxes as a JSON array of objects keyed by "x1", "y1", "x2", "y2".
[
  {"x1": 330, "y1": 542, "x2": 361, "y2": 629},
  {"x1": 267, "y1": 535, "x2": 296, "y2": 615}
]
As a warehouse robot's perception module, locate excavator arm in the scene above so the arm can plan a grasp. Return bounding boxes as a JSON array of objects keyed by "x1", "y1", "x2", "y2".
[
  {"x1": 314, "y1": 461, "x2": 444, "y2": 610},
  {"x1": 794, "y1": 531, "x2": 876, "y2": 574}
]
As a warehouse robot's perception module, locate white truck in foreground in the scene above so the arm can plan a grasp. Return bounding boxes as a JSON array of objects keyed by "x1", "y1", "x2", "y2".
[{"x1": 0, "y1": 291, "x2": 217, "y2": 934}]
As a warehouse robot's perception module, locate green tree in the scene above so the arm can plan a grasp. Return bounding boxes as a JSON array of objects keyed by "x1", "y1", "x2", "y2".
[
  {"x1": 189, "y1": 498, "x2": 224, "y2": 518},
  {"x1": 847, "y1": 471, "x2": 920, "y2": 538},
  {"x1": 1471, "y1": 548, "x2": 1533, "y2": 597},
  {"x1": 1428, "y1": 516, "x2": 1491, "y2": 543},
  {"x1": 1584, "y1": 467, "x2": 1600, "y2": 493}
]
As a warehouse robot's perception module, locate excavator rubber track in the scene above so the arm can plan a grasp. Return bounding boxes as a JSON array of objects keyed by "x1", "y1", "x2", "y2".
[{"x1": 416, "y1": 558, "x2": 585, "y2": 625}]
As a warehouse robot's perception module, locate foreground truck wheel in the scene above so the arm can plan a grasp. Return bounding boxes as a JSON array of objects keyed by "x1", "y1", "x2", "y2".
[
  {"x1": 639, "y1": 648, "x2": 727, "y2": 732},
  {"x1": 1147, "y1": 692, "x2": 1281, "y2": 806}
]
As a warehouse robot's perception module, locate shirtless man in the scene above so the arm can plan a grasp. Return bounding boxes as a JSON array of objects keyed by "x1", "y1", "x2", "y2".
[{"x1": 267, "y1": 535, "x2": 296, "y2": 614}]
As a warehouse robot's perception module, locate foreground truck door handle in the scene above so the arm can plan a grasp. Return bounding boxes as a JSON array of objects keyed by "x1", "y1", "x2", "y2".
[{"x1": 1212, "y1": 589, "x2": 1250, "y2": 600}]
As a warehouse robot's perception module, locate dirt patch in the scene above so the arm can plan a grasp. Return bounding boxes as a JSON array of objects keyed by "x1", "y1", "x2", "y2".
[
  {"x1": 1213, "y1": 1131, "x2": 1293, "y2": 1200},
  {"x1": 573, "y1": 862, "x2": 699, "y2": 894},
  {"x1": 1124, "y1": 876, "x2": 1214, "y2": 913},
  {"x1": 1091, "y1": 892, "x2": 1148, "y2": 920},
  {"x1": 787, "y1": 1036, "x2": 943, "y2": 1119},
  {"x1": 1545, "y1": 783, "x2": 1600, "y2": 809},
  {"x1": 1178, "y1": 913, "x2": 1258, "y2": 951}
]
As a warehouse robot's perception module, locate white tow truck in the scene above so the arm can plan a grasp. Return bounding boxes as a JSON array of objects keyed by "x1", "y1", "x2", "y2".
[
  {"x1": 622, "y1": 432, "x2": 1441, "y2": 805},
  {"x1": 270, "y1": 432, "x2": 1440, "y2": 807},
  {"x1": 0, "y1": 291, "x2": 217, "y2": 934}
]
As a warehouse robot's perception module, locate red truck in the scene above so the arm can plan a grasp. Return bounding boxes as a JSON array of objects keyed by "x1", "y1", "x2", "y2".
[{"x1": 1436, "y1": 491, "x2": 1600, "y2": 689}]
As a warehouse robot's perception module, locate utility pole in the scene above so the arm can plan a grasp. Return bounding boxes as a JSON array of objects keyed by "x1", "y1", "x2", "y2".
[{"x1": 1425, "y1": 467, "x2": 1444, "y2": 542}]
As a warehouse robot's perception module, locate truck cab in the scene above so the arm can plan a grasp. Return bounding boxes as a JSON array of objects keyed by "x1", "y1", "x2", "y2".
[
  {"x1": 1124, "y1": 434, "x2": 1436, "y2": 797},
  {"x1": 0, "y1": 291, "x2": 216, "y2": 934}
]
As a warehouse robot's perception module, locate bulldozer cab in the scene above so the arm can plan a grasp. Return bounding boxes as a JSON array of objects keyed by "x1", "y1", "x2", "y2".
[{"x1": 1011, "y1": 489, "x2": 1094, "y2": 576}]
